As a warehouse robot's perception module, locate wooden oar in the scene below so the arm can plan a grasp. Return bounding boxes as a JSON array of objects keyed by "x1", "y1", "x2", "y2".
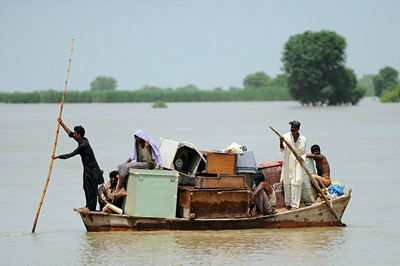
[
  {"x1": 32, "y1": 39, "x2": 74, "y2": 233},
  {"x1": 269, "y1": 126, "x2": 345, "y2": 226}
]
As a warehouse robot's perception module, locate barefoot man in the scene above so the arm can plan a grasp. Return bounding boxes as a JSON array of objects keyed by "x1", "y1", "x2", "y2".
[
  {"x1": 247, "y1": 173, "x2": 276, "y2": 217},
  {"x1": 279, "y1": 120, "x2": 307, "y2": 211},
  {"x1": 306, "y1": 144, "x2": 331, "y2": 188},
  {"x1": 112, "y1": 130, "x2": 162, "y2": 198},
  {"x1": 52, "y1": 118, "x2": 104, "y2": 212}
]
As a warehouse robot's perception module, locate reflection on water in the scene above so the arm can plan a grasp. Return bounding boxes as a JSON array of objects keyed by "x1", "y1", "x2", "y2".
[{"x1": 77, "y1": 228, "x2": 350, "y2": 265}]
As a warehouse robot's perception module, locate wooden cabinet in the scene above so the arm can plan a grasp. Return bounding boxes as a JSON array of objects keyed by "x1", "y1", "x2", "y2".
[{"x1": 177, "y1": 187, "x2": 250, "y2": 219}]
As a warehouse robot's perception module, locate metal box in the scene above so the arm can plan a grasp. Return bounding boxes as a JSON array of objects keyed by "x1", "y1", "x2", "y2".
[
  {"x1": 177, "y1": 187, "x2": 251, "y2": 219},
  {"x1": 121, "y1": 169, "x2": 179, "y2": 219},
  {"x1": 159, "y1": 138, "x2": 203, "y2": 178},
  {"x1": 194, "y1": 174, "x2": 246, "y2": 189}
]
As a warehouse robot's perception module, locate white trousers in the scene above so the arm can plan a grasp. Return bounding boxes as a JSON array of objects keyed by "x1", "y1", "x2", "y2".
[{"x1": 284, "y1": 184, "x2": 302, "y2": 208}]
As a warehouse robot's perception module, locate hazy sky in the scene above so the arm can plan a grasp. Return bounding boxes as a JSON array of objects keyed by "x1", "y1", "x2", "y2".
[{"x1": 1, "y1": 0, "x2": 399, "y2": 92}]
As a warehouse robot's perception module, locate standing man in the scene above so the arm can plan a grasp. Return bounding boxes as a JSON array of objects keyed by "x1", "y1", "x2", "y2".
[
  {"x1": 306, "y1": 144, "x2": 331, "y2": 188},
  {"x1": 52, "y1": 118, "x2": 104, "y2": 212},
  {"x1": 279, "y1": 120, "x2": 307, "y2": 211}
]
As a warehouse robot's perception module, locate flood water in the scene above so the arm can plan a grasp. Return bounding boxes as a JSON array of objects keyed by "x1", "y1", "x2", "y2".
[{"x1": 1, "y1": 98, "x2": 399, "y2": 265}]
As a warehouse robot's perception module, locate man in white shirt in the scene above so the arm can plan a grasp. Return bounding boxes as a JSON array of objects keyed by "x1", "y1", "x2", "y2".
[{"x1": 279, "y1": 120, "x2": 307, "y2": 211}]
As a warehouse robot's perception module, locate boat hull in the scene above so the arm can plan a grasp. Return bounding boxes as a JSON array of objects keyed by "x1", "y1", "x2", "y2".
[{"x1": 74, "y1": 189, "x2": 351, "y2": 231}]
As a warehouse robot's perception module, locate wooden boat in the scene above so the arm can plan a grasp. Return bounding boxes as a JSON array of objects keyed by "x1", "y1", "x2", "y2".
[
  {"x1": 74, "y1": 187, "x2": 351, "y2": 231},
  {"x1": 74, "y1": 141, "x2": 351, "y2": 231}
]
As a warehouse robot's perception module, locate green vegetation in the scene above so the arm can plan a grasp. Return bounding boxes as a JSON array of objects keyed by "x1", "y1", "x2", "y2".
[
  {"x1": 373, "y1": 66, "x2": 399, "y2": 99},
  {"x1": 282, "y1": 30, "x2": 365, "y2": 105},
  {"x1": 243, "y1": 72, "x2": 271, "y2": 89},
  {"x1": 357, "y1": 74, "x2": 375, "y2": 96},
  {"x1": 11, "y1": 29, "x2": 400, "y2": 105},
  {"x1": 0, "y1": 86, "x2": 292, "y2": 104},
  {"x1": 90, "y1": 76, "x2": 117, "y2": 91},
  {"x1": 380, "y1": 84, "x2": 400, "y2": 103},
  {"x1": 152, "y1": 100, "x2": 168, "y2": 108}
]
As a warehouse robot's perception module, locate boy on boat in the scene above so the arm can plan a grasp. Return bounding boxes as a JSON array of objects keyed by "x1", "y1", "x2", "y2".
[
  {"x1": 98, "y1": 170, "x2": 120, "y2": 212},
  {"x1": 52, "y1": 118, "x2": 104, "y2": 212},
  {"x1": 306, "y1": 144, "x2": 331, "y2": 188},
  {"x1": 112, "y1": 130, "x2": 162, "y2": 198},
  {"x1": 247, "y1": 173, "x2": 276, "y2": 217}
]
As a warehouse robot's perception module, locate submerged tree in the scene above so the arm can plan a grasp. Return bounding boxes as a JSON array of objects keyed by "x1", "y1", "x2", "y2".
[
  {"x1": 90, "y1": 76, "x2": 118, "y2": 91},
  {"x1": 243, "y1": 72, "x2": 271, "y2": 89},
  {"x1": 373, "y1": 66, "x2": 399, "y2": 97},
  {"x1": 282, "y1": 30, "x2": 364, "y2": 105}
]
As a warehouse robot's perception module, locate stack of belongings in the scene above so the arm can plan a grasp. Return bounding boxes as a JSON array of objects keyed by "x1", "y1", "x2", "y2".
[{"x1": 177, "y1": 142, "x2": 253, "y2": 219}]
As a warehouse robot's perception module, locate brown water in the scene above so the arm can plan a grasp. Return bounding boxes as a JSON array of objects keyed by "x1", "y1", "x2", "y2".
[{"x1": 1, "y1": 98, "x2": 399, "y2": 265}]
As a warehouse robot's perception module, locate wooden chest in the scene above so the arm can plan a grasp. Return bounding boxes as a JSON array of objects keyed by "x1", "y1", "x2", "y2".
[
  {"x1": 195, "y1": 174, "x2": 246, "y2": 189},
  {"x1": 203, "y1": 152, "x2": 237, "y2": 175},
  {"x1": 177, "y1": 187, "x2": 251, "y2": 219}
]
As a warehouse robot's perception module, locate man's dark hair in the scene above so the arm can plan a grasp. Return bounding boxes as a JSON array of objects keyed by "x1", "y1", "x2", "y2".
[
  {"x1": 74, "y1": 125, "x2": 85, "y2": 137},
  {"x1": 254, "y1": 173, "x2": 265, "y2": 182},
  {"x1": 311, "y1": 144, "x2": 320, "y2": 153},
  {"x1": 109, "y1": 170, "x2": 119, "y2": 179}
]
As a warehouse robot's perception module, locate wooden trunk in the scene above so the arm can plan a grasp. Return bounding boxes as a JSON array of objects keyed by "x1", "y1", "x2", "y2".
[
  {"x1": 194, "y1": 174, "x2": 246, "y2": 189},
  {"x1": 177, "y1": 187, "x2": 251, "y2": 219},
  {"x1": 204, "y1": 152, "x2": 237, "y2": 175}
]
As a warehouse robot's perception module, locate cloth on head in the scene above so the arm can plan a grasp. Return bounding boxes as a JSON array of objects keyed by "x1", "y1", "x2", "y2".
[{"x1": 129, "y1": 130, "x2": 163, "y2": 166}]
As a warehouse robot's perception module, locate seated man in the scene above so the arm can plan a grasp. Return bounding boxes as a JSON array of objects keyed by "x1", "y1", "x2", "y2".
[
  {"x1": 247, "y1": 173, "x2": 276, "y2": 217},
  {"x1": 98, "y1": 170, "x2": 120, "y2": 212},
  {"x1": 112, "y1": 130, "x2": 162, "y2": 198},
  {"x1": 306, "y1": 144, "x2": 331, "y2": 188}
]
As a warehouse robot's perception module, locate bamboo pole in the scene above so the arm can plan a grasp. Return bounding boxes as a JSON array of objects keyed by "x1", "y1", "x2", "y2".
[
  {"x1": 269, "y1": 126, "x2": 345, "y2": 226},
  {"x1": 32, "y1": 39, "x2": 74, "y2": 233}
]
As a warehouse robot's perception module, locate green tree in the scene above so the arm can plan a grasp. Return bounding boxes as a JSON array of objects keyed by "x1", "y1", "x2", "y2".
[
  {"x1": 243, "y1": 72, "x2": 271, "y2": 89},
  {"x1": 373, "y1": 66, "x2": 399, "y2": 97},
  {"x1": 282, "y1": 30, "x2": 363, "y2": 105},
  {"x1": 380, "y1": 84, "x2": 400, "y2": 103},
  {"x1": 90, "y1": 76, "x2": 117, "y2": 91},
  {"x1": 269, "y1": 74, "x2": 288, "y2": 87}
]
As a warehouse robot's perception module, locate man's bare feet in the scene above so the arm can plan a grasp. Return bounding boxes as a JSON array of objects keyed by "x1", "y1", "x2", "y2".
[
  {"x1": 78, "y1": 207, "x2": 90, "y2": 212},
  {"x1": 290, "y1": 207, "x2": 297, "y2": 211},
  {"x1": 111, "y1": 188, "x2": 127, "y2": 198}
]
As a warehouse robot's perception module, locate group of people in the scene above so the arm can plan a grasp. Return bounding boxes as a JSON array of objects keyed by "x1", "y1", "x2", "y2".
[
  {"x1": 247, "y1": 120, "x2": 332, "y2": 217},
  {"x1": 52, "y1": 118, "x2": 331, "y2": 216},
  {"x1": 52, "y1": 118, "x2": 161, "y2": 212}
]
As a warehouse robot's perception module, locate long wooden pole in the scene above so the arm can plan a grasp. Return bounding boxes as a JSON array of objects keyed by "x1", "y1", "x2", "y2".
[
  {"x1": 269, "y1": 126, "x2": 345, "y2": 226},
  {"x1": 32, "y1": 39, "x2": 74, "y2": 233}
]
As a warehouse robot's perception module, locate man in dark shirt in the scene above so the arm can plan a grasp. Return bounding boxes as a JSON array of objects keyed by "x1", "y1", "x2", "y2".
[{"x1": 53, "y1": 118, "x2": 104, "y2": 211}]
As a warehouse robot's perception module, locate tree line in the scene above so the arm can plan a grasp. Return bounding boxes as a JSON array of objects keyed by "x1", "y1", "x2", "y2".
[
  {"x1": 0, "y1": 86, "x2": 292, "y2": 104},
  {"x1": 1, "y1": 30, "x2": 398, "y2": 104}
]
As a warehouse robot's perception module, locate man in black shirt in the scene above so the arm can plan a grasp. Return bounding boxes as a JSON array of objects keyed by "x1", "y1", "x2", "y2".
[{"x1": 53, "y1": 118, "x2": 104, "y2": 211}]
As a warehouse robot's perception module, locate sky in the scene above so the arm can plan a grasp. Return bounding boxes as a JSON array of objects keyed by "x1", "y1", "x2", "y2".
[{"x1": 1, "y1": 0, "x2": 399, "y2": 92}]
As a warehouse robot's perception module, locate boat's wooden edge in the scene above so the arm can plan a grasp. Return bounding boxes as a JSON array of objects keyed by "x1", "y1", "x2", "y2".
[{"x1": 73, "y1": 187, "x2": 351, "y2": 223}]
